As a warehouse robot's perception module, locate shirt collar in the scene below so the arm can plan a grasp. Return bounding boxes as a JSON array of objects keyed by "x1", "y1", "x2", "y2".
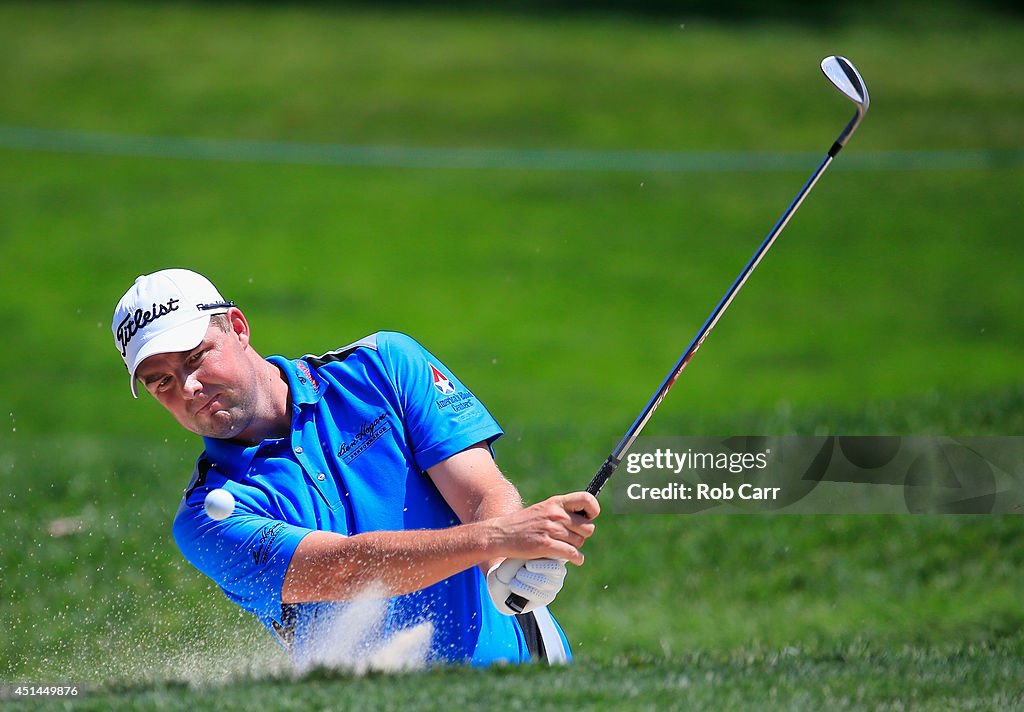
[
  {"x1": 268, "y1": 355, "x2": 327, "y2": 406},
  {"x1": 202, "y1": 435, "x2": 260, "y2": 478},
  {"x1": 201, "y1": 355, "x2": 326, "y2": 476}
]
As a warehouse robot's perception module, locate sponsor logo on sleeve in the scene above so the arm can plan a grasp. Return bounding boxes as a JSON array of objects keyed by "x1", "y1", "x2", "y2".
[
  {"x1": 428, "y1": 363, "x2": 478, "y2": 414},
  {"x1": 252, "y1": 522, "x2": 286, "y2": 566},
  {"x1": 429, "y1": 363, "x2": 456, "y2": 396}
]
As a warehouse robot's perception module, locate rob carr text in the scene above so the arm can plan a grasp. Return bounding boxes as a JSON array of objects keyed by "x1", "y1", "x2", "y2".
[{"x1": 627, "y1": 482, "x2": 781, "y2": 501}]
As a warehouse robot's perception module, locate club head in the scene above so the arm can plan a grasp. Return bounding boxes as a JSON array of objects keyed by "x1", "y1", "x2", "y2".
[
  {"x1": 820, "y1": 55, "x2": 869, "y2": 153},
  {"x1": 821, "y1": 55, "x2": 869, "y2": 110}
]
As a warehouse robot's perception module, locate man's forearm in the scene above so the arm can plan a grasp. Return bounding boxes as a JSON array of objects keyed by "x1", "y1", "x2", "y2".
[
  {"x1": 282, "y1": 521, "x2": 500, "y2": 604},
  {"x1": 470, "y1": 478, "x2": 523, "y2": 573},
  {"x1": 282, "y1": 491, "x2": 598, "y2": 604},
  {"x1": 425, "y1": 443, "x2": 524, "y2": 572}
]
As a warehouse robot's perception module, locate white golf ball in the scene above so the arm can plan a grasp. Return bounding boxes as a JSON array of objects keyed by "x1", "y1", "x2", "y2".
[{"x1": 204, "y1": 488, "x2": 235, "y2": 521}]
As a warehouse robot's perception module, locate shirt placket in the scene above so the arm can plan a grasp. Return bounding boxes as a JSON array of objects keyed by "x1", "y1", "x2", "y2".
[{"x1": 291, "y1": 406, "x2": 334, "y2": 507}]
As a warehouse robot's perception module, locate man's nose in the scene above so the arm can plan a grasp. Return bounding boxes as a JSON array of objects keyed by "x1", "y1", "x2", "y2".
[{"x1": 182, "y1": 371, "x2": 203, "y2": 398}]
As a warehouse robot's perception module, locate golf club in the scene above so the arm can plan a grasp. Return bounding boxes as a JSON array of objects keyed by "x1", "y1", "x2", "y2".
[{"x1": 506, "y1": 55, "x2": 870, "y2": 614}]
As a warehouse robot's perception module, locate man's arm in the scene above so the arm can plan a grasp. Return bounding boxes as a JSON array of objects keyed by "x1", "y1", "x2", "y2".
[
  {"x1": 426, "y1": 442, "x2": 526, "y2": 573},
  {"x1": 280, "y1": 484, "x2": 598, "y2": 604},
  {"x1": 428, "y1": 443, "x2": 522, "y2": 521},
  {"x1": 281, "y1": 521, "x2": 505, "y2": 604},
  {"x1": 426, "y1": 443, "x2": 600, "y2": 614}
]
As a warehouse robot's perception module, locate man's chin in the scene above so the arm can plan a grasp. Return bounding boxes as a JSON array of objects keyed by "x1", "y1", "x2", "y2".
[{"x1": 186, "y1": 411, "x2": 245, "y2": 440}]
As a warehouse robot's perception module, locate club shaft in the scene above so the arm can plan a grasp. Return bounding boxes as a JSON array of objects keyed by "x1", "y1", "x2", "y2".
[
  {"x1": 586, "y1": 152, "x2": 835, "y2": 497},
  {"x1": 506, "y1": 154, "x2": 836, "y2": 615},
  {"x1": 511, "y1": 56, "x2": 868, "y2": 611},
  {"x1": 509, "y1": 149, "x2": 841, "y2": 615}
]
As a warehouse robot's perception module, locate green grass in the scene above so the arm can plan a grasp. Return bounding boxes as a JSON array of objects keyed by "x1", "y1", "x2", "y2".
[
  {"x1": 9, "y1": 641, "x2": 1024, "y2": 712},
  {"x1": 1, "y1": 1, "x2": 1023, "y2": 708},
  {"x1": 2, "y1": 155, "x2": 1021, "y2": 438}
]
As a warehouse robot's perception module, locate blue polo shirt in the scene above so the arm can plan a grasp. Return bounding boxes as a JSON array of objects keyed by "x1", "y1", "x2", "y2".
[{"x1": 172, "y1": 332, "x2": 568, "y2": 666}]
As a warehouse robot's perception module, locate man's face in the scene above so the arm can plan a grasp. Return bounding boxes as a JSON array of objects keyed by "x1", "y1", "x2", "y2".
[{"x1": 135, "y1": 314, "x2": 259, "y2": 440}]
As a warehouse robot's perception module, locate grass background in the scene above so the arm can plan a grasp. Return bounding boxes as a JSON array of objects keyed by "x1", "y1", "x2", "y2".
[{"x1": 1, "y1": 1, "x2": 1022, "y2": 709}]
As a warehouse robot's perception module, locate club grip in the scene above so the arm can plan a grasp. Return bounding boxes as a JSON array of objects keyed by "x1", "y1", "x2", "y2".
[
  {"x1": 586, "y1": 456, "x2": 620, "y2": 497},
  {"x1": 505, "y1": 592, "x2": 529, "y2": 613}
]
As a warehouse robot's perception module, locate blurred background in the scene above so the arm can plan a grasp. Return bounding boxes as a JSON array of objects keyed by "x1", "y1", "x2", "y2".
[{"x1": 1, "y1": 0, "x2": 1022, "y2": 704}]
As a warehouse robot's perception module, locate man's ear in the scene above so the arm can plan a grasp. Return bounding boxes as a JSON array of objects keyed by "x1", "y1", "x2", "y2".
[{"x1": 226, "y1": 307, "x2": 251, "y2": 348}]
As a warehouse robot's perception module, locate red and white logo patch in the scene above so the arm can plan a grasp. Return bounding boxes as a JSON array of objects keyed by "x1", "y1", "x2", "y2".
[{"x1": 429, "y1": 363, "x2": 456, "y2": 395}]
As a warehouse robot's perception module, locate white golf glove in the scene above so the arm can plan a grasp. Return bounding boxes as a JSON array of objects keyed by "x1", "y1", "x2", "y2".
[{"x1": 486, "y1": 557, "x2": 567, "y2": 615}]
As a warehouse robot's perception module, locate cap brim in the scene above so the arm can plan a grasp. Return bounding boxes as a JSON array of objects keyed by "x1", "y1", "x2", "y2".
[{"x1": 128, "y1": 315, "x2": 212, "y2": 398}]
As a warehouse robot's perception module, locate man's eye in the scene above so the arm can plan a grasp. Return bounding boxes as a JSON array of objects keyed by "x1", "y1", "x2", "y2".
[
  {"x1": 155, "y1": 376, "x2": 172, "y2": 391},
  {"x1": 187, "y1": 350, "x2": 205, "y2": 366}
]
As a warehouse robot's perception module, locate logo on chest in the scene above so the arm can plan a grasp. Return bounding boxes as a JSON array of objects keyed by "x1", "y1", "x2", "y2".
[{"x1": 337, "y1": 412, "x2": 392, "y2": 464}]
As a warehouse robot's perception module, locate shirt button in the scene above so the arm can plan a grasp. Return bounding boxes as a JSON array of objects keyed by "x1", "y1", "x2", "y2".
[
  {"x1": 317, "y1": 473, "x2": 326, "y2": 481},
  {"x1": 294, "y1": 446, "x2": 303, "y2": 454}
]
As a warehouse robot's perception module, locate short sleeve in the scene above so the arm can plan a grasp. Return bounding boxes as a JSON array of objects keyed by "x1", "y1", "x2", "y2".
[
  {"x1": 172, "y1": 482, "x2": 310, "y2": 626},
  {"x1": 377, "y1": 332, "x2": 503, "y2": 472}
]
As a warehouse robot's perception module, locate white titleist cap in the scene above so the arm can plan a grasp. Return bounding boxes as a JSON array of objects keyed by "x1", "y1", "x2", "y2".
[{"x1": 112, "y1": 269, "x2": 234, "y2": 398}]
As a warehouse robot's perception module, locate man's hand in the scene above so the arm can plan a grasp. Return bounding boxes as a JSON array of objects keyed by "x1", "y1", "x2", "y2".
[
  {"x1": 487, "y1": 557, "x2": 567, "y2": 615},
  {"x1": 427, "y1": 447, "x2": 599, "y2": 567},
  {"x1": 485, "y1": 492, "x2": 600, "y2": 565},
  {"x1": 482, "y1": 492, "x2": 599, "y2": 615}
]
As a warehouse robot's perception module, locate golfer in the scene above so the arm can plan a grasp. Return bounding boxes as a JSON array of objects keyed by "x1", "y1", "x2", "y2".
[{"x1": 112, "y1": 269, "x2": 598, "y2": 666}]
